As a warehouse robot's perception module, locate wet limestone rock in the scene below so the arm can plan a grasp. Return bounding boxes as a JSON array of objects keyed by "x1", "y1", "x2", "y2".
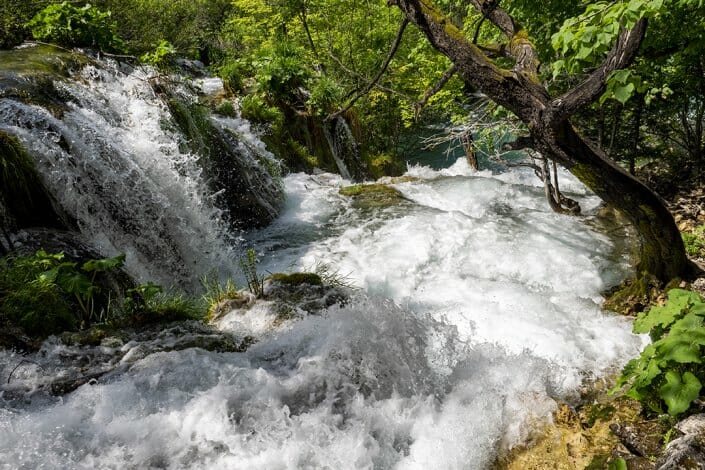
[
  {"x1": 210, "y1": 273, "x2": 350, "y2": 336},
  {"x1": 655, "y1": 414, "x2": 705, "y2": 469}
]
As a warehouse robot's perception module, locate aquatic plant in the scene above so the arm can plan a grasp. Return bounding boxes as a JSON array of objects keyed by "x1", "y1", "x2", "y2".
[
  {"x1": 239, "y1": 248, "x2": 264, "y2": 297},
  {"x1": 122, "y1": 282, "x2": 203, "y2": 325}
]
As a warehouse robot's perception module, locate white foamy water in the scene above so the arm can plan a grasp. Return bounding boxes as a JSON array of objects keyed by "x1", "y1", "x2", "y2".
[
  {"x1": 0, "y1": 58, "x2": 237, "y2": 289},
  {"x1": 0, "y1": 159, "x2": 644, "y2": 469}
]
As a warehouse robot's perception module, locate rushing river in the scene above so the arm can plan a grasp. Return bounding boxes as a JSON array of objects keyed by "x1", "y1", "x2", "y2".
[
  {"x1": 0, "y1": 45, "x2": 645, "y2": 470},
  {"x1": 0, "y1": 158, "x2": 645, "y2": 469}
]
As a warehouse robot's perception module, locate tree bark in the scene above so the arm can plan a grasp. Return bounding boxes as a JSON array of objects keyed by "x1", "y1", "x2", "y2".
[
  {"x1": 390, "y1": 0, "x2": 692, "y2": 283},
  {"x1": 534, "y1": 120, "x2": 689, "y2": 281}
]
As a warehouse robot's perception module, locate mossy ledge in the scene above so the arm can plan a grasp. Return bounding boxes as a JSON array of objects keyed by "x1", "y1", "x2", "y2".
[{"x1": 268, "y1": 272, "x2": 323, "y2": 286}]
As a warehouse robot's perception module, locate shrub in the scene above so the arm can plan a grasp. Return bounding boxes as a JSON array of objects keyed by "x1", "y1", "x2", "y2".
[
  {"x1": 615, "y1": 288, "x2": 705, "y2": 416},
  {"x1": 139, "y1": 39, "x2": 176, "y2": 69},
  {"x1": 240, "y1": 93, "x2": 284, "y2": 125},
  {"x1": 307, "y1": 75, "x2": 343, "y2": 116},
  {"x1": 682, "y1": 225, "x2": 705, "y2": 258},
  {"x1": 0, "y1": 250, "x2": 126, "y2": 336},
  {"x1": 26, "y1": 2, "x2": 124, "y2": 52}
]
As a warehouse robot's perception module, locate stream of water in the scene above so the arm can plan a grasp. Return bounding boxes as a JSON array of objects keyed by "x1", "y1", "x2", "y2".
[
  {"x1": 0, "y1": 48, "x2": 646, "y2": 469},
  {"x1": 0, "y1": 157, "x2": 645, "y2": 469}
]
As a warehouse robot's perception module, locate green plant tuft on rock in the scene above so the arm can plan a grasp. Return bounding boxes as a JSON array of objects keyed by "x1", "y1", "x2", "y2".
[
  {"x1": 682, "y1": 225, "x2": 705, "y2": 258},
  {"x1": 268, "y1": 272, "x2": 322, "y2": 286}
]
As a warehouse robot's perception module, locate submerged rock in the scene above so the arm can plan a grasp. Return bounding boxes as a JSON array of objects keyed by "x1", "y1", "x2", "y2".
[
  {"x1": 211, "y1": 274, "x2": 349, "y2": 335},
  {"x1": 0, "y1": 320, "x2": 252, "y2": 401}
]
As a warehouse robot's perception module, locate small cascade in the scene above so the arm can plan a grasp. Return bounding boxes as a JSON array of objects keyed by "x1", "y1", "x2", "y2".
[
  {"x1": 324, "y1": 115, "x2": 366, "y2": 181},
  {"x1": 0, "y1": 46, "x2": 284, "y2": 289}
]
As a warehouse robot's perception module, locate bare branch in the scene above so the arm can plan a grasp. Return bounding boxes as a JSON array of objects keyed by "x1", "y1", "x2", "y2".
[
  {"x1": 328, "y1": 18, "x2": 409, "y2": 120},
  {"x1": 415, "y1": 64, "x2": 456, "y2": 116},
  {"x1": 326, "y1": 52, "x2": 416, "y2": 103},
  {"x1": 548, "y1": 18, "x2": 647, "y2": 125}
]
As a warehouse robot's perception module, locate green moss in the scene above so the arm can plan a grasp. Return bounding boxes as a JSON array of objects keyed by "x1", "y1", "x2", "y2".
[
  {"x1": 268, "y1": 272, "x2": 323, "y2": 286},
  {"x1": 570, "y1": 163, "x2": 603, "y2": 193},
  {"x1": 339, "y1": 183, "x2": 401, "y2": 197},
  {"x1": 603, "y1": 273, "x2": 662, "y2": 315},
  {"x1": 339, "y1": 183, "x2": 407, "y2": 210},
  {"x1": 0, "y1": 44, "x2": 89, "y2": 78}
]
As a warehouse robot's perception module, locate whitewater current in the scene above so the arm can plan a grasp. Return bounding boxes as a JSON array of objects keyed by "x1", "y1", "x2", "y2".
[{"x1": 0, "y1": 155, "x2": 645, "y2": 469}]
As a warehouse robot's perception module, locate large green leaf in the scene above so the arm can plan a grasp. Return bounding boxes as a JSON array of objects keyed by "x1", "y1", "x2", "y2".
[
  {"x1": 55, "y1": 270, "x2": 93, "y2": 296},
  {"x1": 633, "y1": 289, "x2": 700, "y2": 334},
  {"x1": 659, "y1": 371, "x2": 702, "y2": 415},
  {"x1": 82, "y1": 253, "x2": 126, "y2": 273},
  {"x1": 655, "y1": 337, "x2": 702, "y2": 364}
]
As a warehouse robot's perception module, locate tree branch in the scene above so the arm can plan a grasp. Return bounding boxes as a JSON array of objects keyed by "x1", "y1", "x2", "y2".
[
  {"x1": 415, "y1": 64, "x2": 456, "y2": 116},
  {"x1": 547, "y1": 18, "x2": 647, "y2": 125},
  {"x1": 326, "y1": 52, "x2": 416, "y2": 103},
  {"x1": 389, "y1": 0, "x2": 548, "y2": 122},
  {"x1": 328, "y1": 18, "x2": 409, "y2": 120},
  {"x1": 466, "y1": 0, "x2": 540, "y2": 77}
]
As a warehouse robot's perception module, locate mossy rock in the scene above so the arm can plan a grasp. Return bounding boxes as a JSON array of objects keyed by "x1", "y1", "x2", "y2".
[
  {"x1": 0, "y1": 44, "x2": 90, "y2": 115},
  {"x1": 603, "y1": 274, "x2": 674, "y2": 315},
  {"x1": 268, "y1": 272, "x2": 323, "y2": 286},
  {"x1": 166, "y1": 96, "x2": 283, "y2": 229},
  {"x1": 339, "y1": 183, "x2": 407, "y2": 209},
  {"x1": 59, "y1": 324, "x2": 123, "y2": 347}
]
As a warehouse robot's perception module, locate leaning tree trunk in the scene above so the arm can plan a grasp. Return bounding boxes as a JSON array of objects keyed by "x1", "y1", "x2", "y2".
[
  {"x1": 388, "y1": 0, "x2": 694, "y2": 285},
  {"x1": 536, "y1": 121, "x2": 689, "y2": 282}
]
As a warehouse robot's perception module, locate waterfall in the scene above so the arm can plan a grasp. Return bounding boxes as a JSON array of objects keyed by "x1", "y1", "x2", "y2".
[
  {"x1": 0, "y1": 47, "x2": 283, "y2": 290},
  {"x1": 324, "y1": 115, "x2": 366, "y2": 181}
]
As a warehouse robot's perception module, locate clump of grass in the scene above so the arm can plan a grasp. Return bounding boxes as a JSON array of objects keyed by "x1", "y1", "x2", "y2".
[
  {"x1": 201, "y1": 274, "x2": 241, "y2": 320},
  {"x1": 122, "y1": 283, "x2": 203, "y2": 326},
  {"x1": 239, "y1": 248, "x2": 264, "y2": 297}
]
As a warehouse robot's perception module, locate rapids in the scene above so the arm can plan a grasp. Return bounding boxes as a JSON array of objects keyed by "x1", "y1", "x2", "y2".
[{"x1": 0, "y1": 155, "x2": 645, "y2": 469}]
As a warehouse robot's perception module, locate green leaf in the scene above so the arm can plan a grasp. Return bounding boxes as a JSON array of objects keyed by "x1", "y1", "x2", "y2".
[
  {"x1": 634, "y1": 305, "x2": 678, "y2": 334},
  {"x1": 55, "y1": 270, "x2": 93, "y2": 295},
  {"x1": 613, "y1": 82, "x2": 635, "y2": 104},
  {"x1": 82, "y1": 253, "x2": 126, "y2": 273},
  {"x1": 659, "y1": 371, "x2": 702, "y2": 415},
  {"x1": 608, "y1": 457, "x2": 627, "y2": 470},
  {"x1": 655, "y1": 337, "x2": 702, "y2": 364}
]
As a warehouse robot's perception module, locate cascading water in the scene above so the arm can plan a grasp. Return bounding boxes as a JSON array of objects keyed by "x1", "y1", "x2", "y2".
[
  {"x1": 0, "y1": 47, "x2": 282, "y2": 289},
  {"x1": 324, "y1": 115, "x2": 366, "y2": 182},
  {"x1": 0, "y1": 151, "x2": 646, "y2": 468}
]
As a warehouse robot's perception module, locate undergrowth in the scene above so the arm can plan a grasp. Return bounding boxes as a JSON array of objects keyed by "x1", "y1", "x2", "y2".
[
  {"x1": 614, "y1": 288, "x2": 705, "y2": 416},
  {"x1": 0, "y1": 250, "x2": 204, "y2": 340}
]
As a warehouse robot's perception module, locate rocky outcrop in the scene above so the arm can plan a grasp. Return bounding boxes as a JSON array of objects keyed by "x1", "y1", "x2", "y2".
[{"x1": 655, "y1": 414, "x2": 705, "y2": 469}]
